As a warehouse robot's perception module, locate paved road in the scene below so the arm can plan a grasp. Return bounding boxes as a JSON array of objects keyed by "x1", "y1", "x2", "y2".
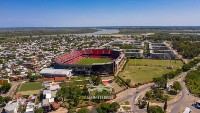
[
  {"x1": 170, "y1": 64, "x2": 200, "y2": 113},
  {"x1": 169, "y1": 73, "x2": 188, "y2": 113},
  {"x1": 114, "y1": 83, "x2": 153, "y2": 113}
]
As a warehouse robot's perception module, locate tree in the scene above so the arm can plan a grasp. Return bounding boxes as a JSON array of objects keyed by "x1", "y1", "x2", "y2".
[
  {"x1": 13, "y1": 70, "x2": 21, "y2": 75},
  {"x1": 82, "y1": 85, "x2": 89, "y2": 96},
  {"x1": 96, "y1": 103, "x2": 110, "y2": 113},
  {"x1": 91, "y1": 76, "x2": 102, "y2": 86},
  {"x1": 145, "y1": 91, "x2": 152, "y2": 100},
  {"x1": 147, "y1": 106, "x2": 164, "y2": 113},
  {"x1": 153, "y1": 77, "x2": 167, "y2": 89},
  {"x1": 0, "y1": 96, "x2": 4, "y2": 104},
  {"x1": 1, "y1": 83, "x2": 11, "y2": 93},
  {"x1": 77, "y1": 108, "x2": 89, "y2": 113},
  {"x1": 27, "y1": 71, "x2": 32, "y2": 77},
  {"x1": 171, "y1": 81, "x2": 182, "y2": 93},
  {"x1": 0, "y1": 59, "x2": 3, "y2": 64},
  {"x1": 57, "y1": 85, "x2": 82, "y2": 107},
  {"x1": 126, "y1": 79, "x2": 131, "y2": 86},
  {"x1": 141, "y1": 101, "x2": 147, "y2": 108},
  {"x1": 110, "y1": 102, "x2": 120, "y2": 112},
  {"x1": 28, "y1": 75, "x2": 39, "y2": 82},
  {"x1": 35, "y1": 108, "x2": 43, "y2": 113},
  {"x1": 66, "y1": 86, "x2": 82, "y2": 106},
  {"x1": 3, "y1": 96, "x2": 12, "y2": 103},
  {"x1": 163, "y1": 100, "x2": 167, "y2": 111},
  {"x1": 94, "y1": 76, "x2": 102, "y2": 86},
  {"x1": 56, "y1": 86, "x2": 68, "y2": 102},
  {"x1": 96, "y1": 102, "x2": 120, "y2": 113},
  {"x1": 147, "y1": 102, "x2": 150, "y2": 112}
]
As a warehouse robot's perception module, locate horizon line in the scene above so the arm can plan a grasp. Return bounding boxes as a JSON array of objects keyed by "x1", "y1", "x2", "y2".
[{"x1": 1, "y1": 25, "x2": 200, "y2": 29}]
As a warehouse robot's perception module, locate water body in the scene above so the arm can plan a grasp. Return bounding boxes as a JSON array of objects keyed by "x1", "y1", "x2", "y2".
[{"x1": 66, "y1": 29, "x2": 119, "y2": 36}]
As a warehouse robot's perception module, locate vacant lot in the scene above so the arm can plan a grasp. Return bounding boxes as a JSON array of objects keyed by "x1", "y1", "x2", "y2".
[
  {"x1": 76, "y1": 58, "x2": 111, "y2": 65},
  {"x1": 18, "y1": 82, "x2": 44, "y2": 95},
  {"x1": 118, "y1": 59, "x2": 183, "y2": 85}
]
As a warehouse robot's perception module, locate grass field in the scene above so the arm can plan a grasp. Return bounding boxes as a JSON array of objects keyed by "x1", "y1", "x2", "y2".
[
  {"x1": 18, "y1": 82, "x2": 44, "y2": 95},
  {"x1": 76, "y1": 58, "x2": 111, "y2": 65},
  {"x1": 118, "y1": 59, "x2": 183, "y2": 85}
]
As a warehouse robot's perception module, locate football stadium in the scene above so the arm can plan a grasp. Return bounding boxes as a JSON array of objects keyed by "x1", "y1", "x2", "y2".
[{"x1": 54, "y1": 49, "x2": 125, "y2": 75}]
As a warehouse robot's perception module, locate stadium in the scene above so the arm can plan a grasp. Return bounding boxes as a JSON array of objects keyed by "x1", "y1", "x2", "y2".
[{"x1": 54, "y1": 49, "x2": 125, "y2": 75}]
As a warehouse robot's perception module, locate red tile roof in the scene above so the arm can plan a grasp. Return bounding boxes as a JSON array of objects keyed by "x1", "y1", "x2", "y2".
[
  {"x1": 43, "y1": 78, "x2": 54, "y2": 82},
  {"x1": 54, "y1": 77, "x2": 66, "y2": 82}
]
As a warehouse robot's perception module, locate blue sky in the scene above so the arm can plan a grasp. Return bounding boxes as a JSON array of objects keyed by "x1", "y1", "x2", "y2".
[{"x1": 0, "y1": 0, "x2": 200, "y2": 27}]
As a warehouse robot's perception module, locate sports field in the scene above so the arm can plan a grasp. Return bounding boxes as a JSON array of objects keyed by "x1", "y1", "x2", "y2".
[
  {"x1": 118, "y1": 59, "x2": 183, "y2": 85},
  {"x1": 76, "y1": 58, "x2": 111, "y2": 65},
  {"x1": 18, "y1": 82, "x2": 44, "y2": 95}
]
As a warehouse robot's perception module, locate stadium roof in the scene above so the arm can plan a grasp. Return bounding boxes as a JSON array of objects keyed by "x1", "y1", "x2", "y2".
[{"x1": 40, "y1": 68, "x2": 72, "y2": 77}]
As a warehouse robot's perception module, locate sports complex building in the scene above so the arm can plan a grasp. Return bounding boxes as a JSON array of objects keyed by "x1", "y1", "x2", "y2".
[
  {"x1": 149, "y1": 42, "x2": 177, "y2": 59},
  {"x1": 53, "y1": 49, "x2": 125, "y2": 75},
  {"x1": 125, "y1": 49, "x2": 144, "y2": 58}
]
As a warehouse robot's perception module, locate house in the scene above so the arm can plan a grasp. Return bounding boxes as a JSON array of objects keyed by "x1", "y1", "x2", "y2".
[
  {"x1": 28, "y1": 95, "x2": 36, "y2": 103},
  {"x1": 0, "y1": 79, "x2": 10, "y2": 85},
  {"x1": 25, "y1": 102, "x2": 35, "y2": 113},
  {"x1": 13, "y1": 94, "x2": 23, "y2": 101},
  {"x1": 49, "y1": 82, "x2": 60, "y2": 91},
  {"x1": 42, "y1": 78, "x2": 54, "y2": 83},
  {"x1": 4, "y1": 101, "x2": 18, "y2": 113},
  {"x1": 42, "y1": 98, "x2": 55, "y2": 112},
  {"x1": 42, "y1": 77, "x2": 66, "y2": 83},
  {"x1": 42, "y1": 99, "x2": 50, "y2": 107},
  {"x1": 54, "y1": 77, "x2": 66, "y2": 82},
  {"x1": 51, "y1": 103, "x2": 60, "y2": 110},
  {"x1": 43, "y1": 90, "x2": 51, "y2": 99}
]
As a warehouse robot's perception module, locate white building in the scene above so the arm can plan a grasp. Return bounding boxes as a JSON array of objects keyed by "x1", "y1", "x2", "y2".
[
  {"x1": 40, "y1": 68, "x2": 72, "y2": 78},
  {"x1": 125, "y1": 49, "x2": 143, "y2": 58},
  {"x1": 4, "y1": 101, "x2": 18, "y2": 113}
]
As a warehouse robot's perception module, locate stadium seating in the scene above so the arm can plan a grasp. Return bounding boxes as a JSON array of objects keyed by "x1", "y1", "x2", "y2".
[
  {"x1": 54, "y1": 49, "x2": 119, "y2": 65},
  {"x1": 90, "y1": 55, "x2": 101, "y2": 58}
]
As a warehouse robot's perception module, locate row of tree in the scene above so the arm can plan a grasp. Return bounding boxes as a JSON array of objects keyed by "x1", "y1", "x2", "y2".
[
  {"x1": 172, "y1": 41, "x2": 200, "y2": 59},
  {"x1": 152, "y1": 33, "x2": 200, "y2": 42},
  {"x1": 182, "y1": 58, "x2": 200, "y2": 72},
  {"x1": 185, "y1": 68, "x2": 200, "y2": 97}
]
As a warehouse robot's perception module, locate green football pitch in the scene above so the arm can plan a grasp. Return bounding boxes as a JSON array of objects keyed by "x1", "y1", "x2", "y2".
[{"x1": 76, "y1": 58, "x2": 111, "y2": 65}]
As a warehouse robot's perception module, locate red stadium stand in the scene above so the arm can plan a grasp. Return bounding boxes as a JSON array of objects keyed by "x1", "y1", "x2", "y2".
[
  {"x1": 54, "y1": 49, "x2": 119, "y2": 65},
  {"x1": 90, "y1": 55, "x2": 101, "y2": 58}
]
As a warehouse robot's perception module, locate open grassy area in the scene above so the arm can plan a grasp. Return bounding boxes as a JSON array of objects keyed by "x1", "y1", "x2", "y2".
[
  {"x1": 18, "y1": 82, "x2": 44, "y2": 95},
  {"x1": 118, "y1": 59, "x2": 183, "y2": 85},
  {"x1": 76, "y1": 58, "x2": 111, "y2": 65}
]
